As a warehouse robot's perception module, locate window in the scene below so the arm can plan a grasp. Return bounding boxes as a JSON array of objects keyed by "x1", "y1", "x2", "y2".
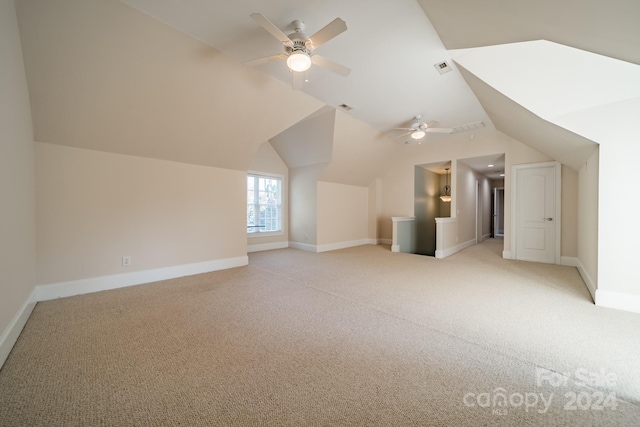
[{"x1": 247, "y1": 173, "x2": 282, "y2": 235}]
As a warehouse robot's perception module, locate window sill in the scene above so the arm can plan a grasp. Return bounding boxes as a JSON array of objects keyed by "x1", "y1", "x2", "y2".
[{"x1": 247, "y1": 231, "x2": 284, "y2": 239}]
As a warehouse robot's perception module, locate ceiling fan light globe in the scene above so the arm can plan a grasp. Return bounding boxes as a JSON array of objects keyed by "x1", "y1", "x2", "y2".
[
  {"x1": 287, "y1": 52, "x2": 312, "y2": 72},
  {"x1": 411, "y1": 130, "x2": 426, "y2": 140}
]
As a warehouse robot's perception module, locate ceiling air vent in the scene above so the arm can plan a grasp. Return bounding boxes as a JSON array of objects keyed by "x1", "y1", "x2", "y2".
[
  {"x1": 452, "y1": 121, "x2": 485, "y2": 133},
  {"x1": 434, "y1": 61, "x2": 452, "y2": 75},
  {"x1": 338, "y1": 103, "x2": 353, "y2": 111}
]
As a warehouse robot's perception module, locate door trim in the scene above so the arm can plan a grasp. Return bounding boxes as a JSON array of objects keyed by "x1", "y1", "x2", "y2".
[
  {"x1": 511, "y1": 161, "x2": 562, "y2": 264},
  {"x1": 493, "y1": 187, "x2": 504, "y2": 237}
]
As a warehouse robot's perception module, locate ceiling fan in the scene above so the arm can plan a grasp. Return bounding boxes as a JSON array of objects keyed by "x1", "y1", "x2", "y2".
[
  {"x1": 244, "y1": 13, "x2": 351, "y2": 89},
  {"x1": 394, "y1": 115, "x2": 453, "y2": 142}
]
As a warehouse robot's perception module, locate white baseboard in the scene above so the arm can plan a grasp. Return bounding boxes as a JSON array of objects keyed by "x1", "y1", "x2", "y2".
[
  {"x1": 1, "y1": 256, "x2": 248, "y2": 370},
  {"x1": 391, "y1": 244, "x2": 400, "y2": 253},
  {"x1": 480, "y1": 233, "x2": 491, "y2": 242},
  {"x1": 575, "y1": 258, "x2": 596, "y2": 302},
  {"x1": 502, "y1": 250, "x2": 513, "y2": 259},
  {"x1": 288, "y1": 241, "x2": 317, "y2": 253},
  {"x1": 560, "y1": 256, "x2": 578, "y2": 267},
  {"x1": 436, "y1": 238, "x2": 476, "y2": 259},
  {"x1": 247, "y1": 241, "x2": 288, "y2": 253},
  {"x1": 289, "y1": 239, "x2": 378, "y2": 253},
  {"x1": 0, "y1": 288, "x2": 38, "y2": 369},
  {"x1": 316, "y1": 239, "x2": 370, "y2": 253},
  {"x1": 378, "y1": 238, "x2": 392, "y2": 246},
  {"x1": 37, "y1": 256, "x2": 248, "y2": 301},
  {"x1": 595, "y1": 290, "x2": 640, "y2": 314}
]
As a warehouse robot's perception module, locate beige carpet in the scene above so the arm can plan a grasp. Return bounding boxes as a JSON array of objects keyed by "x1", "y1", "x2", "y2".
[{"x1": 1, "y1": 239, "x2": 639, "y2": 426}]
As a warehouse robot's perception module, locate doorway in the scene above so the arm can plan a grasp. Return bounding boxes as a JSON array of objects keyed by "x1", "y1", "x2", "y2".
[
  {"x1": 493, "y1": 187, "x2": 504, "y2": 237},
  {"x1": 414, "y1": 162, "x2": 451, "y2": 256},
  {"x1": 512, "y1": 162, "x2": 561, "y2": 264}
]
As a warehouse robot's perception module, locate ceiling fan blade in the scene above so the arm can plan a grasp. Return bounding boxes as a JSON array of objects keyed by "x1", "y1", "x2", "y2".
[
  {"x1": 307, "y1": 18, "x2": 347, "y2": 49},
  {"x1": 425, "y1": 128, "x2": 453, "y2": 133},
  {"x1": 311, "y1": 55, "x2": 351, "y2": 76},
  {"x1": 292, "y1": 71, "x2": 305, "y2": 90},
  {"x1": 394, "y1": 127, "x2": 414, "y2": 131},
  {"x1": 250, "y1": 13, "x2": 293, "y2": 47},
  {"x1": 393, "y1": 131, "x2": 412, "y2": 139},
  {"x1": 243, "y1": 53, "x2": 287, "y2": 67}
]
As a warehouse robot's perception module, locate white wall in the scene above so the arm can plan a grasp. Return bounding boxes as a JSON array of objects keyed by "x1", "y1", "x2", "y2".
[
  {"x1": 598, "y1": 138, "x2": 640, "y2": 297},
  {"x1": 289, "y1": 164, "x2": 327, "y2": 246},
  {"x1": 577, "y1": 148, "x2": 599, "y2": 298},
  {"x1": 455, "y1": 161, "x2": 493, "y2": 243},
  {"x1": 368, "y1": 178, "x2": 382, "y2": 241},
  {"x1": 37, "y1": 143, "x2": 247, "y2": 285},
  {"x1": 247, "y1": 141, "x2": 289, "y2": 250},
  {"x1": 0, "y1": 0, "x2": 37, "y2": 365},
  {"x1": 379, "y1": 129, "x2": 556, "y2": 255},
  {"x1": 455, "y1": 161, "x2": 480, "y2": 245},
  {"x1": 561, "y1": 166, "x2": 579, "y2": 258},
  {"x1": 317, "y1": 181, "x2": 369, "y2": 248}
]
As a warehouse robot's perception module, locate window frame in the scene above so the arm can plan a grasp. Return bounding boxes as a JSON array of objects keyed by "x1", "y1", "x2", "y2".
[{"x1": 246, "y1": 171, "x2": 284, "y2": 237}]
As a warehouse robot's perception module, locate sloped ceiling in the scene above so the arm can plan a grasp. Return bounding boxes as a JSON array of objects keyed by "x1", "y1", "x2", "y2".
[
  {"x1": 457, "y1": 64, "x2": 596, "y2": 171},
  {"x1": 320, "y1": 110, "x2": 399, "y2": 187},
  {"x1": 419, "y1": 0, "x2": 640, "y2": 171},
  {"x1": 121, "y1": 0, "x2": 492, "y2": 134},
  {"x1": 418, "y1": 0, "x2": 640, "y2": 65},
  {"x1": 16, "y1": 0, "x2": 324, "y2": 171},
  {"x1": 451, "y1": 40, "x2": 640, "y2": 170},
  {"x1": 269, "y1": 106, "x2": 335, "y2": 169},
  {"x1": 17, "y1": 0, "x2": 639, "y2": 178}
]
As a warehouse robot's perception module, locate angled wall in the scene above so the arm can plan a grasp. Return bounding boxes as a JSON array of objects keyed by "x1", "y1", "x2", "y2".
[
  {"x1": 15, "y1": 0, "x2": 324, "y2": 171},
  {"x1": 0, "y1": 0, "x2": 37, "y2": 366},
  {"x1": 274, "y1": 107, "x2": 389, "y2": 251},
  {"x1": 14, "y1": 0, "x2": 325, "y2": 290}
]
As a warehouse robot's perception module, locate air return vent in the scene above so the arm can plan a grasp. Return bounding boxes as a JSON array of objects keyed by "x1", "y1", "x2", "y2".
[
  {"x1": 338, "y1": 103, "x2": 353, "y2": 111},
  {"x1": 452, "y1": 121, "x2": 485, "y2": 133}
]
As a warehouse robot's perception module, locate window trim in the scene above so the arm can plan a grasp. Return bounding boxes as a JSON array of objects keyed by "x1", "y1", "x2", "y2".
[{"x1": 247, "y1": 171, "x2": 284, "y2": 238}]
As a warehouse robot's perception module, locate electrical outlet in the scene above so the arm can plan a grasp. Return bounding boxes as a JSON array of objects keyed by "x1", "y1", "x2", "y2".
[{"x1": 122, "y1": 256, "x2": 131, "y2": 266}]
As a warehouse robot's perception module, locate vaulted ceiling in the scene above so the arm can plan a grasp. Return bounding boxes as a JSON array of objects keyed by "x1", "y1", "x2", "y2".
[
  {"x1": 418, "y1": 0, "x2": 640, "y2": 65},
  {"x1": 122, "y1": 0, "x2": 492, "y2": 136},
  {"x1": 121, "y1": 0, "x2": 640, "y2": 173},
  {"x1": 16, "y1": 0, "x2": 640, "y2": 177},
  {"x1": 419, "y1": 0, "x2": 640, "y2": 171}
]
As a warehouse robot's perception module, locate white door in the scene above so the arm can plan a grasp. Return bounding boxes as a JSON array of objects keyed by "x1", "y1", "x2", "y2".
[{"x1": 514, "y1": 163, "x2": 560, "y2": 264}]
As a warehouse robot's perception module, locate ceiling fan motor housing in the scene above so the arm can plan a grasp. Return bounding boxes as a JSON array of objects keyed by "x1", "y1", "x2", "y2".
[{"x1": 285, "y1": 38, "x2": 312, "y2": 56}]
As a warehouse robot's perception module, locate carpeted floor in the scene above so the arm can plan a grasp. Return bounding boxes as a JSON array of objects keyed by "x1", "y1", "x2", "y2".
[{"x1": 1, "y1": 239, "x2": 639, "y2": 426}]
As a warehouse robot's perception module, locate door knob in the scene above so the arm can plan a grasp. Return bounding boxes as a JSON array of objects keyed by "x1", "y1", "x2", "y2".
[{"x1": 544, "y1": 218, "x2": 553, "y2": 221}]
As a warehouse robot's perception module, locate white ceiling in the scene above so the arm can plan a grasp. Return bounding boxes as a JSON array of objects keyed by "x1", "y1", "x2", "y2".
[
  {"x1": 417, "y1": 0, "x2": 640, "y2": 66},
  {"x1": 459, "y1": 154, "x2": 505, "y2": 180},
  {"x1": 118, "y1": 0, "x2": 639, "y2": 175},
  {"x1": 121, "y1": 0, "x2": 493, "y2": 135},
  {"x1": 418, "y1": 0, "x2": 640, "y2": 171}
]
